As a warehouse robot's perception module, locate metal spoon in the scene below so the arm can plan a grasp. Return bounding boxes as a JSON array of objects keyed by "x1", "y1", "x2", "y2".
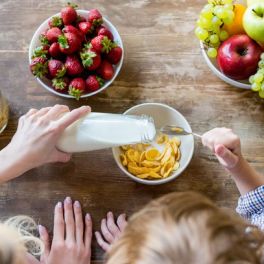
[{"x1": 160, "y1": 125, "x2": 202, "y2": 138}]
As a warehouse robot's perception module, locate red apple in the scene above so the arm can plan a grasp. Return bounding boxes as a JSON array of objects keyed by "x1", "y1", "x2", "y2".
[{"x1": 217, "y1": 34, "x2": 262, "y2": 80}]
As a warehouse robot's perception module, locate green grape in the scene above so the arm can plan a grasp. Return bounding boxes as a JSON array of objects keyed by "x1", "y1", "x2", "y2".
[
  {"x1": 258, "y1": 69, "x2": 264, "y2": 75},
  {"x1": 224, "y1": 4, "x2": 233, "y2": 10},
  {"x1": 199, "y1": 16, "x2": 212, "y2": 29},
  {"x1": 219, "y1": 30, "x2": 229, "y2": 41},
  {"x1": 222, "y1": 0, "x2": 233, "y2": 4},
  {"x1": 252, "y1": 82, "x2": 261, "y2": 91},
  {"x1": 212, "y1": 16, "x2": 221, "y2": 26},
  {"x1": 258, "y1": 60, "x2": 264, "y2": 69},
  {"x1": 195, "y1": 27, "x2": 209, "y2": 41},
  {"x1": 249, "y1": 76, "x2": 255, "y2": 84},
  {"x1": 254, "y1": 72, "x2": 264, "y2": 83},
  {"x1": 222, "y1": 11, "x2": 235, "y2": 24},
  {"x1": 210, "y1": 34, "x2": 219, "y2": 44},
  {"x1": 201, "y1": 9, "x2": 213, "y2": 19},
  {"x1": 215, "y1": 7, "x2": 228, "y2": 19},
  {"x1": 259, "y1": 89, "x2": 264, "y2": 98},
  {"x1": 207, "y1": 48, "x2": 217, "y2": 58},
  {"x1": 261, "y1": 53, "x2": 264, "y2": 60}
]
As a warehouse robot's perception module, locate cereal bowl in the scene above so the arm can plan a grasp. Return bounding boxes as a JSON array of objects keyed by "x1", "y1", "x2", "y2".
[
  {"x1": 29, "y1": 10, "x2": 124, "y2": 99},
  {"x1": 112, "y1": 103, "x2": 195, "y2": 185}
]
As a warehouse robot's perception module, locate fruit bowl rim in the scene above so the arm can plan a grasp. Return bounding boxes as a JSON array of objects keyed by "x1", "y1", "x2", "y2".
[
  {"x1": 200, "y1": 41, "x2": 251, "y2": 90},
  {"x1": 29, "y1": 9, "x2": 124, "y2": 99}
]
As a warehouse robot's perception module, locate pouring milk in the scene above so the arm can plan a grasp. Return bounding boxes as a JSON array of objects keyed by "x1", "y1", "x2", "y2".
[{"x1": 56, "y1": 113, "x2": 156, "y2": 153}]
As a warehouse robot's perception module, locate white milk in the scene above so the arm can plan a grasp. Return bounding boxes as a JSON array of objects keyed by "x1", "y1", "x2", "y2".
[{"x1": 56, "y1": 113, "x2": 156, "y2": 153}]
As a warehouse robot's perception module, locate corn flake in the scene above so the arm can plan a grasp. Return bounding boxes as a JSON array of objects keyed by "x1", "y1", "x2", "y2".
[{"x1": 119, "y1": 133, "x2": 182, "y2": 180}]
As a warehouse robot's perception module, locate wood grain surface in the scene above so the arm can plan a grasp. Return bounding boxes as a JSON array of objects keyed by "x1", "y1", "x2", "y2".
[{"x1": 0, "y1": 0, "x2": 264, "y2": 262}]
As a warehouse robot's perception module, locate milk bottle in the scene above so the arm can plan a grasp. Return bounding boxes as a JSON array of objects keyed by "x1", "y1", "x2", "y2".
[{"x1": 56, "y1": 113, "x2": 156, "y2": 153}]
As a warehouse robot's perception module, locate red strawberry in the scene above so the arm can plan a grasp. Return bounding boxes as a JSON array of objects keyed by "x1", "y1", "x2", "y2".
[
  {"x1": 48, "y1": 60, "x2": 66, "y2": 78},
  {"x1": 106, "y1": 46, "x2": 122, "y2": 64},
  {"x1": 86, "y1": 75, "x2": 104, "y2": 92},
  {"x1": 30, "y1": 57, "x2": 48, "y2": 78},
  {"x1": 52, "y1": 76, "x2": 70, "y2": 92},
  {"x1": 69, "y1": 77, "x2": 86, "y2": 100},
  {"x1": 78, "y1": 22, "x2": 93, "y2": 35},
  {"x1": 80, "y1": 48, "x2": 101, "y2": 71},
  {"x1": 91, "y1": 35, "x2": 112, "y2": 53},
  {"x1": 65, "y1": 55, "x2": 84, "y2": 76},
  {"x1": 58, "y1": 32, "x2": 81, "y2": 54},
  {"x1": 97, "y1": 60, "x2": 114, "y2": 80},
  {"x1": 88, "y1": 9, "x2": 103, "y2": 26},
  {"x1": 49, "y1": 42, "x2": 62, "y2": 58},
  {"x1": 49, "y1": 16, "x2": 63, "y2": 28},
  {"x1": 98, "y1": 27, "x2": 113, "y2": 41},
  {"x1": 61, "y1": 3, "x2": 78, "y2": 25},
  {"x1": 46, "y1": 27, "x2": 62, "y2": 43},
  {"x1": 63, "y1": 25, "x2": 84, "y2": 42},
  {"x1": 39, "y1": 30, "x2": 49, "y2": 45},
  {"x1": 32, "y1": 45, "x2": 49, "y2": 59}
]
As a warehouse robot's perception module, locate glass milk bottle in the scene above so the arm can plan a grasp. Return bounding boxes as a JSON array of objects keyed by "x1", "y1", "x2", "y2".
[{"x1": 56, "y1": 113, "x2": 156, "y2": 153}]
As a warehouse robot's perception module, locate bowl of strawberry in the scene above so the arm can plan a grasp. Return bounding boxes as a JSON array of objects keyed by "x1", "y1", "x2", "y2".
[{"x1": 29, "y1": 3, "x2": 124, "y2": 100}]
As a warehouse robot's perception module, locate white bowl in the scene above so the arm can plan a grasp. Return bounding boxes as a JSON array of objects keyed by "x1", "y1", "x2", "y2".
[
  {"x1": 112, "y1": 103, "x2": 195, "y2": 185},
  {"x1": 200, "y1": 41, "x2": 251, "y2": 89},
  {"x1": 29, "y1": 10, "x2": 124, "y2": 99}
]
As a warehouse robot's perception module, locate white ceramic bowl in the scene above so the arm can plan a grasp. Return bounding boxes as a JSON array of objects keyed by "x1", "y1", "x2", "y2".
[
  {"x1": 112, "y1": 103, "x2": 195, "y2": 185},
  {"x1": 200, "y1": 42, "x2": 251, "y2": 89},
  {"x1": 29, "y1": 10, "x2": 124, "y2": 99}
]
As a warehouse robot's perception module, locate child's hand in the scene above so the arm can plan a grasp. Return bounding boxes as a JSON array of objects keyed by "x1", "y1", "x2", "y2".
[
  {"x1": 1, "y1": 105, "x2": 90, "y2": 178},
  {"x1": 202, "y1": 128, "x2": 242, "y2": 170},
  {"x1": 95, "y1": 212, "x2": 127, "y2": 252},
  {"x1": 39, "y1": 197, "x2": 92, "y2": 264}
]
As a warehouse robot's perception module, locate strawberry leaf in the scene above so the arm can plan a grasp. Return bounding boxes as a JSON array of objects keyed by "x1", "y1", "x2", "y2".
[
  {"x1": 52, "y1": 78, "x2": 67, "y2": 90},
  {"x1": 58, "y1": 35, "x2": 69, "y2": 49},
  {"x1": 67, "y1": 2, "x2": 78, "y2": 9},
  {"x1": 69, "y1": 86, "x2": 82, "y2": 100},
  {"x1": 80, "y1": 50, "x2": 96, "y2": 67},
  {"x1": 101, "y1": 36, "x2": 113, "y2": 53}
]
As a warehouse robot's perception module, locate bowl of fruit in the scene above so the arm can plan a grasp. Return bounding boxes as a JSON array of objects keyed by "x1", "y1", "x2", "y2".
[
  {"x1": 196, "y1": 0, "x2": 264, "y2": 98},
  {"x1": 29, "y1": 3, "x2": 124, "y2": 100}
]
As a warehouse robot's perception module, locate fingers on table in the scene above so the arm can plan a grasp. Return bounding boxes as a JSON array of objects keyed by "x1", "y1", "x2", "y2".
[
  {"x1": 73, "y1": 200, "x2": 84, "y2": 244},
  {"x1": 64, "y1": 197, "x2": 75, "y2": 243},
  {"x1": 117, "y1": 214, "x2": 127, "y2": 232},
  {"x1": 53, "y1": 201, "x2": 65, "y2": 242},
  {"x1": 84, "y1": 213, "x2": 93, "y2": 251},
  {"x1": 95, "y1": 212, "x2": 127, "y2": 252},
  {"x1": 39, "y1": 224, "x2": 50, "y2": 260}
]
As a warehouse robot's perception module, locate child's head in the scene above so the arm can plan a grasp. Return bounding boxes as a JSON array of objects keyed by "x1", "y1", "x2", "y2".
[
  {"x1": 107, "y1": 192, "x2": 264, "y2": 264},
  {"x1": 0, "y1": 216, "x2": 43, "y2": 264}
]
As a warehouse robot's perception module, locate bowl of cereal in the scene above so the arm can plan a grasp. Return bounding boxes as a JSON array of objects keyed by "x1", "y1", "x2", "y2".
[{"x1": 112, "y1": 103, "x2": 195, "y2": 185}]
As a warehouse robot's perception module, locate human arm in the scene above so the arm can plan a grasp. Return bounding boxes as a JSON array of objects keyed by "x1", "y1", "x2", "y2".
[
  {"x1": 0, "y1": 105, "x2": 90, "y2": 183},
  {"x1": 202, "y1": 128, "x2": 264, "y2": 196}
]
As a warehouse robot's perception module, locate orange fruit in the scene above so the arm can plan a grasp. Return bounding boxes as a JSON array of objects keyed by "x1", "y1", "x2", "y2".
[{"x1": 224, "y1": 4, "x2": 246, "y2": 36}]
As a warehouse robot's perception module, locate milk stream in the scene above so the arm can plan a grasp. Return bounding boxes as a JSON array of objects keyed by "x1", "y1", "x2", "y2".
[{"x1": 57, "y1": 113, "x2": 156, "y2": 153}]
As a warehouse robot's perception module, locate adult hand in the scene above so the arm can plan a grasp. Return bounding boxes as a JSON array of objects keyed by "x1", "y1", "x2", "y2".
[
  {"x1": 0, "y1": 105, "x2": 90, "y2": 182},
  {"x1": 39, "y1": 197, "x2": 92, "y2": 264}
]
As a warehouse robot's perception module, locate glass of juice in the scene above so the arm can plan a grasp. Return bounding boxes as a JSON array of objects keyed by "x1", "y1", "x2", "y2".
[{"x1": 0, "y1": 91, "x2": 9, "y2": 134}]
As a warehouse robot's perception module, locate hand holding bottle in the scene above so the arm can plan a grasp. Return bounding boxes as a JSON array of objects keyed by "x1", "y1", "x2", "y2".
[{"x1": 0, "y1": 105, "x2": 90, "y2": 183}]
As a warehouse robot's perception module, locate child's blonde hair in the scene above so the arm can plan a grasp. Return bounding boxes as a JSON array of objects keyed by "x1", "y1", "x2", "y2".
[
  {"x1": 0, "y1": 215, "x2": 44, "y2": 264},
  {"x1": 107, "y1": 192, "x2": 264, "y2": 264}
]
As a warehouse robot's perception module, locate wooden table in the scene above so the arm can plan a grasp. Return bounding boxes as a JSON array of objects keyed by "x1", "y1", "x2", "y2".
[{"x1": 1, "y1": 0, "x2": 264, "y2": 262}]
